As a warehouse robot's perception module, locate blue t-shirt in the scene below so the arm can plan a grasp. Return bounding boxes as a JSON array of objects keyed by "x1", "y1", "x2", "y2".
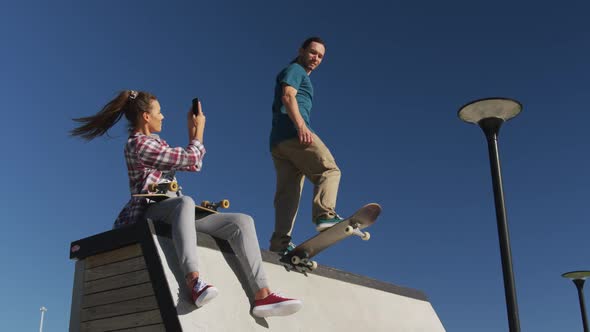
[{"x1": 269, "y1": 62, "x2": 314, "y2": 148}]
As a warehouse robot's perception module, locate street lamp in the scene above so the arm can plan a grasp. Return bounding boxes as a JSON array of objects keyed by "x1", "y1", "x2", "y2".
[
  {"x1": 562, "y1": 270, "x2": 590, "y2": 332},
  {"x1": 39, "y1": 306, "x2": 47, "y2": 332},
  {"x1": 458, "y1": 97, "x2": 523, "y2": 332}
]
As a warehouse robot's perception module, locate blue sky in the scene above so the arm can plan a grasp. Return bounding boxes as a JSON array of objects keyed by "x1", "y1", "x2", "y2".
[{"x1": 1, "y1": 1, "x2": 589, "y2": 331}]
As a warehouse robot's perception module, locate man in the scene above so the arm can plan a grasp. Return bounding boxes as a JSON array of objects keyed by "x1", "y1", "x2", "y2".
[{"x1": 269, "y1": 37, "x2": 342, "y2": 254}]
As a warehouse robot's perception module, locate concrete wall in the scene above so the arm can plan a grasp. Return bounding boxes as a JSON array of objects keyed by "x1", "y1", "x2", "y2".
[{"x1": 149, "y1": 222, "x2": 445, "y2": 332}]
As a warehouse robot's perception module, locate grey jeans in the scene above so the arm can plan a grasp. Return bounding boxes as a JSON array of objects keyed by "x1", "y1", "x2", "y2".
[{"x1": 145, "y1": 196, "x2": 269, "y2": 291}]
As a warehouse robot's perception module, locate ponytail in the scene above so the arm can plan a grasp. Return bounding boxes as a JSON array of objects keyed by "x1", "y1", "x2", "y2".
[{"x1": 70, "y1": 90, "x2": 157, "y2": 140}]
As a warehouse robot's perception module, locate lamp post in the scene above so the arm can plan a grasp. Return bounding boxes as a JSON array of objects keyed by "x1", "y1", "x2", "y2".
[
  {"x1": 39, "y1": 306, "x2": 47, "y2": 332},
  {"x1": 458, "y1": 97, "x2": 523, "y2": 332},
  {"x1": 562, "y1": 270, "x2": 590, "y2": 332}
]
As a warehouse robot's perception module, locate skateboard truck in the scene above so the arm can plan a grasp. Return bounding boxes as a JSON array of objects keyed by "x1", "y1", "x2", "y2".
[
  {"x1": 290, "y1": 255, "x2": 318, "y2": 271},
  {"x1": 148, "y1": 181, "x2": 179, "y2": 193},
  {"x1": 344, "y1": 222, "x2": 371, "y2": 241},
  {"x1": 201, "y1": 199, "x2": 230, "y2": 211},
  {"x1": 281, "y1": 252, "x2": 318, "y2": 273}
]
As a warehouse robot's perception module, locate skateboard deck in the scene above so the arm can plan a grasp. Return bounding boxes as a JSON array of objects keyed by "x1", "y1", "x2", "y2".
[
  {"x1": 284, "y1": 203, "x2": 381, "y2": 272},
  {"x1": 132, "y1": 194, "x2": 230, "y2": 215}
]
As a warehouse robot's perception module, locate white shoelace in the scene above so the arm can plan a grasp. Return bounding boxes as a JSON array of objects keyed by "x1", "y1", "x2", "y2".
[{"x1": 194, "y1": 279, "x2": 208, "y2": 292}]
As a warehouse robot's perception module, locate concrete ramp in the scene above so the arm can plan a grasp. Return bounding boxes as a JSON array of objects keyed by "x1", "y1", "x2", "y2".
[{"x1": 69, "y1": 220, "x2": 445, "y2": 331}]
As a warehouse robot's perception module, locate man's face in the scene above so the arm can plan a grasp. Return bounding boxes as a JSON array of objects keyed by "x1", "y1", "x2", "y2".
[{"x1": 298, "y1": 41, "x2": 325, "y2": 73}]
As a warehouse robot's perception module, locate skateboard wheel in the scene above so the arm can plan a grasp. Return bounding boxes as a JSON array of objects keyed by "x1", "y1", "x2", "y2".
[
  {"x1": 310, "y1": 261, "x2": 318, "y2": 270},
  {"x1": 220, "y1": 199, "x2": 230, "y2": 209},
  {"x1": 148, "y1": 183, "x2": 158, "y2": 192},
  {"x1": 361, "y1": 231, "x2": 371, "y2": 241},
  {"x1": 291, "y1": 256, "x2": 301, "y2": 265},
  {"x1": 168, "y1": 182, "x2": 178, "y2": 192},
  {"x1": 344, "y1": 226, "x2": 354, "y2": 235},
  {"x1": 201, "y1": 200, "x2": 211, "y2": 208}
]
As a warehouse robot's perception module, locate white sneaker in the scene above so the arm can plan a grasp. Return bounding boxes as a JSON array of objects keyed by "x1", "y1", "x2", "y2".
[{"x1": 191, "y1": 278, "x2": 219, "y2": 307}]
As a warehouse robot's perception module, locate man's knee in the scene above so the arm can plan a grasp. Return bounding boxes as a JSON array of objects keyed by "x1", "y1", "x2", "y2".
[
  {"x1": 320, "y1": 159, "x2": 340, "y2": 181},
  {"x1": 329, "y1": 163, "x2": 341, "y2": 176}
]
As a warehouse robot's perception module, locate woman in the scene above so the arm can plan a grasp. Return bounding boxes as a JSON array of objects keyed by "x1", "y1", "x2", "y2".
[{"x1": 71, "y1": 90, "x2": 302, "y2": 318}]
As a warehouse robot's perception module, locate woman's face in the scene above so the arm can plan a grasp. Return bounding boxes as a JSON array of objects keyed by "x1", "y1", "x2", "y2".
[{"x1": 145, "y1": 99, "x2": 164, "y2": 133}]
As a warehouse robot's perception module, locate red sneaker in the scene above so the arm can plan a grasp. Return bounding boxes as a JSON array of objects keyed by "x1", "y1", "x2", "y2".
[
  {"x1": 191, "y1": 278, "x2": 218, "y2": 307},
  {"x1": 252, "y1": 293, "x2": 303, "y2": 318}
]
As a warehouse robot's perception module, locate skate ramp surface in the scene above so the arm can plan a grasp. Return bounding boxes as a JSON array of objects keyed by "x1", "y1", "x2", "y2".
[{"x1": 69, "y1": 220, "x2": 445, "y2": 331}]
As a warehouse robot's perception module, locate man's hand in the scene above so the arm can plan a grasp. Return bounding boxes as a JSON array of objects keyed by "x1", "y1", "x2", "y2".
[{"x1": 297, "y1": 124, "x2": 313, "y2": 145}]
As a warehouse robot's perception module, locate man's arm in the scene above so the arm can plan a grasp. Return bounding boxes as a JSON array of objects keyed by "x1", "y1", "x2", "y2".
[{"x1": 281, "y1": 84, "x2": 313, "y2": 145}]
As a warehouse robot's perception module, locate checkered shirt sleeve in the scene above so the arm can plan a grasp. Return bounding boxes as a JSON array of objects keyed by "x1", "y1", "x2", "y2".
[
  {"x1": 136, "y1": 135, "x2": 205, "y2": 172},
  {"x1": 113, "y1": 133, "x2": 206, "y2": 228}
]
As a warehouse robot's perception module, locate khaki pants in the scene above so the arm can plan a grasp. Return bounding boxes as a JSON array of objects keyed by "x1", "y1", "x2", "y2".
[{"x1": 270, "y1": 133, "x2": 341, "y2": 249}]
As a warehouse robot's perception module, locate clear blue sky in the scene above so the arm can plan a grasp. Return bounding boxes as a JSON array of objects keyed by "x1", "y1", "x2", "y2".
[{"x1": 2, "y1": 1, "x2": 589, "y2": 331}]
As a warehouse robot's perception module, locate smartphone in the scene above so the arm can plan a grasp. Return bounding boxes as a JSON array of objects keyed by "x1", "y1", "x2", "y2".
[{"x1": 192, "y1": 97, "x2": 200, "y2": 115}]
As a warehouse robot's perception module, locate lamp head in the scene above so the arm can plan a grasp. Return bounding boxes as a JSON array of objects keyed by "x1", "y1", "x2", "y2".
[
  {"x1": 458, "y1": 97, "x2": 522, "y2": 138},
  {"x1": 562, "y1": 271, "x2": 590, "y2": 281},
  {"x1": 458, "y1": 97, "x2": 522, "y2": 124}
]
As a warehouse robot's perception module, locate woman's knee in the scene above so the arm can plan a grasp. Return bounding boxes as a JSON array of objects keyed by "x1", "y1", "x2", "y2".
[
  {"x1": 173, "y1": 196, "x2": 196, "y2": 223},
  {"x1": 231, "y1": 213, "x2": 255, "y2": 230},
  {"x1": 178, "y1": 195, "x2": 196, "y2": 208}
]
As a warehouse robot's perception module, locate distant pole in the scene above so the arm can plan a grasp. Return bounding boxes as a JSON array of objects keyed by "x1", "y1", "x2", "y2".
[
  {"x1": 562, "y1": 271, "x2": 590, "y2": 332},
  {"x1": 39, "y1": 306, "x2": 47, "y2": 332}
]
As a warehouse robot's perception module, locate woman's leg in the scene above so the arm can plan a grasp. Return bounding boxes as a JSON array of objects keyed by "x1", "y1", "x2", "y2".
[
  {"x1": 145, "y1": 196, "x2": 200, "y2": 278},
  {"x1": 145, "y1": 196, "x2": 219, "y2": 307},
  {"x1": 195, "y1": 211, "x2": 303, "y2": 316},
  {"x1": 196, "y1": 213, "x2": 270, "y2": 294}
]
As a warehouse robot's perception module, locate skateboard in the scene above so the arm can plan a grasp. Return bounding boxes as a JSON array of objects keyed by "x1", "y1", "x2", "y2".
[
  {"x1": 283, "y1": 203, "x2": 381, "y2": 273},
  {"x1": 133, "y1": 193, "x2": 230, "y2": 215}
]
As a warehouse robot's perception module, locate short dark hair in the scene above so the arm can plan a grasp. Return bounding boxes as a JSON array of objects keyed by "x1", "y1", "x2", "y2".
[
  {"x1": 290, "y1": 37, "x2": 326, "y2": 63},
  {"x1": 300, "y1": 36, "x2": 325, "y2": 50}
]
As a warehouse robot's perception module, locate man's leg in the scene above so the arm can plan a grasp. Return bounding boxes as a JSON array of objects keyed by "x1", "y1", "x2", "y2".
[
  {"x1": 285, "y1": 133, "x2": 341, "y2": 222},
  {"x1": 308, "y1": 134, "x2": 341, "y2": 221},
  {"x1": 270, "y1": 142, "x2": 305, "y2": 251}
]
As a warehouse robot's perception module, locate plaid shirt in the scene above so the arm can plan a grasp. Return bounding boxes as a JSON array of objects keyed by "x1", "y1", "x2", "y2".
[{"x1": 114, "y1": 132, "x2": 205, "y2": 228}]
